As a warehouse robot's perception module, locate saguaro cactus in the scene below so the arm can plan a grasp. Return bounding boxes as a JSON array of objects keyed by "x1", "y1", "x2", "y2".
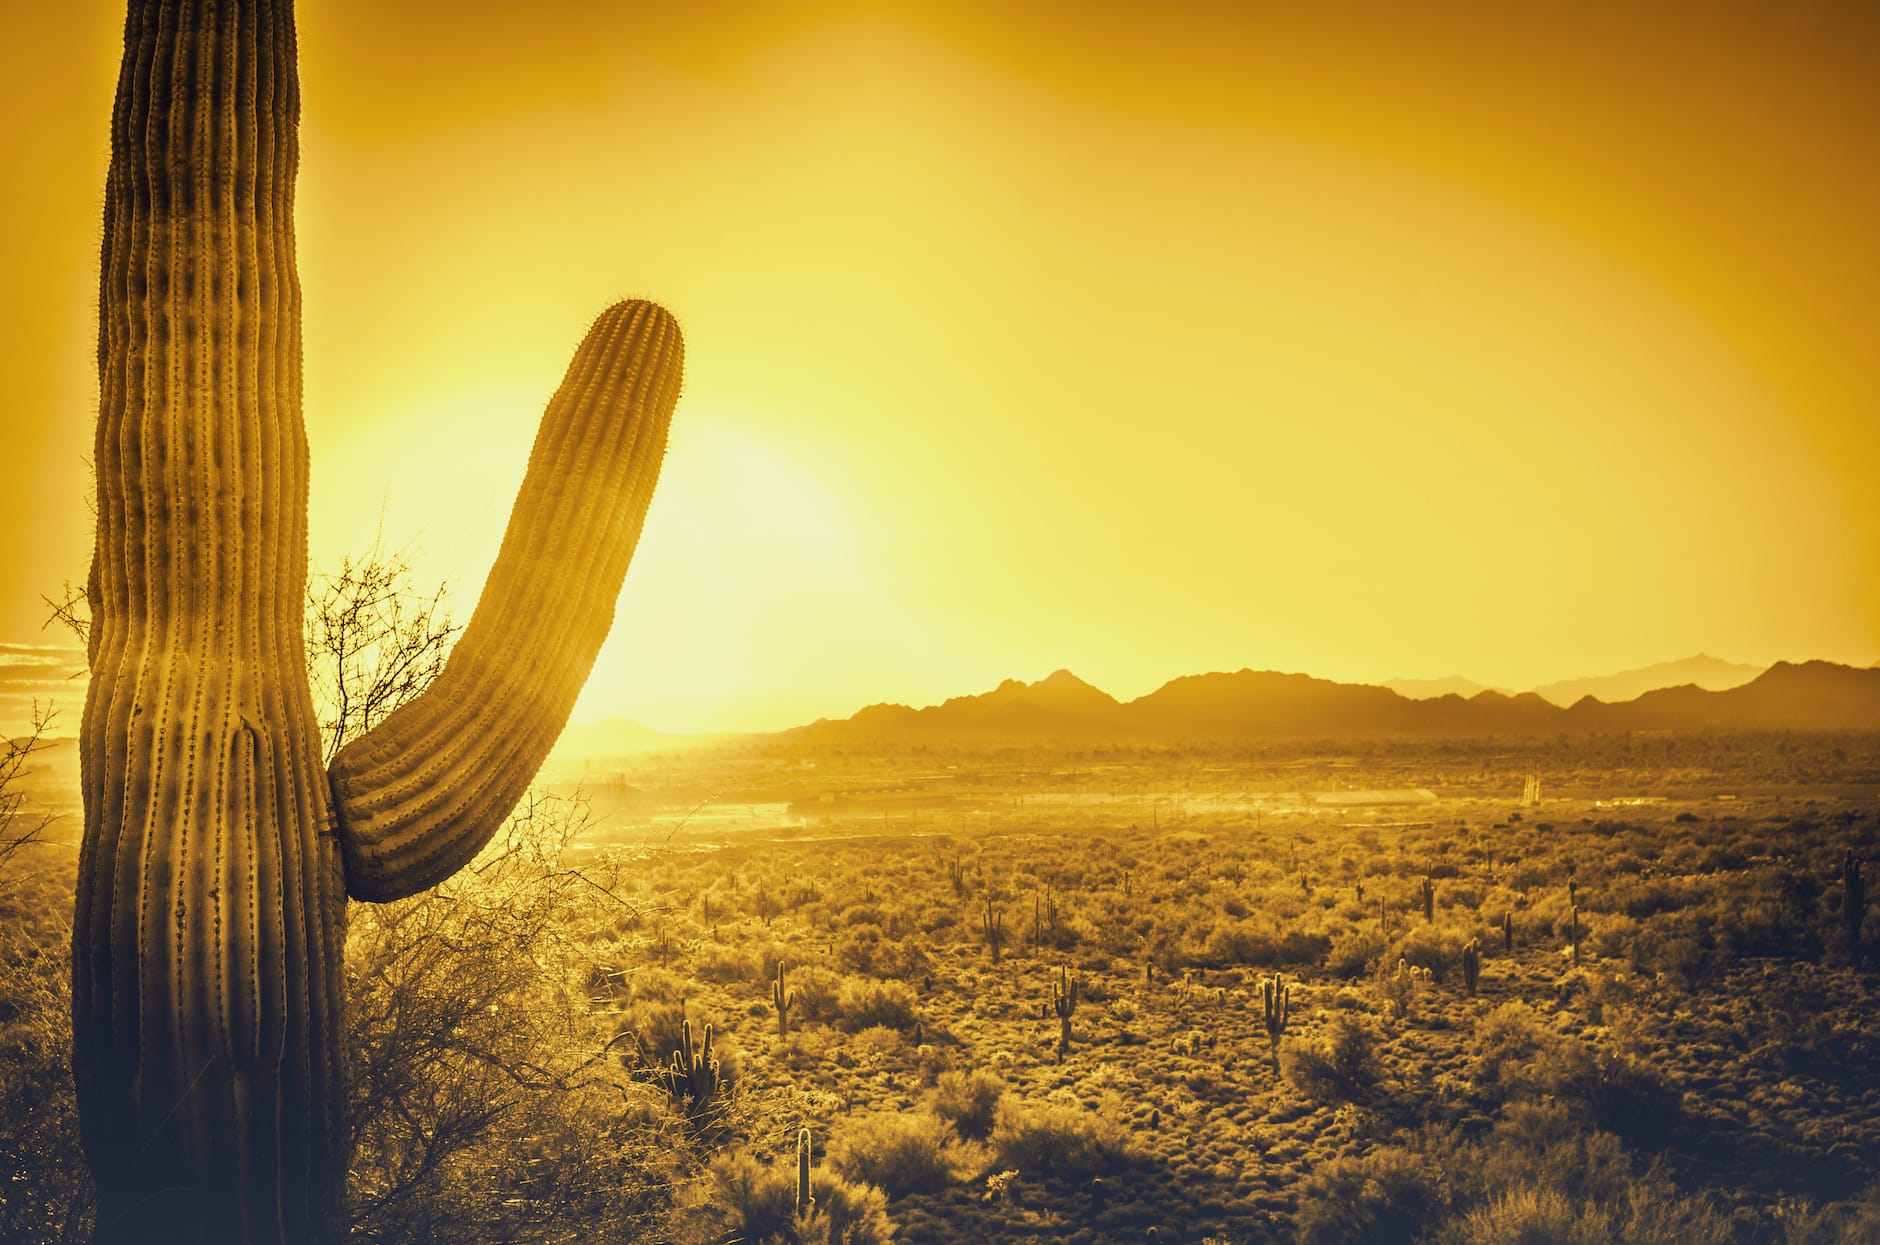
[
  {"x1": 982, "y1": 894, "x2": 1006, "y2": 960},
  {"x1": 1051, "y1": 964, "x2": 1080, "y2": 1062},
  {"x1": 1261, "y1": 971, "x2": 1291, "y2": 1049},
  {"x1": 796, "y1": 1126, "x2": 816, "y2": 1217},
  {"x1": 73, "y1": 3, "x2": 682, "y2": 1242},
  {"x1": 665, "y1": 1018, "x2": 722, "y2": 1114},
  {"x1": 773, "y1": 962, "x2": 796, "y2": 1038}
]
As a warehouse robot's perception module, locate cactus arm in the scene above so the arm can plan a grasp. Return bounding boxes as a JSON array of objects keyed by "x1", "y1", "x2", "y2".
[{"x1": 328, "y1": 301, "x2": 682, "y2": 901}]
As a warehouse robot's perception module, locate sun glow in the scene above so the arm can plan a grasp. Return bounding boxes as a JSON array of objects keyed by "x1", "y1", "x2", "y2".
[{"x1": 3, "y1": 1, "x2": 1877, "y2": 738}]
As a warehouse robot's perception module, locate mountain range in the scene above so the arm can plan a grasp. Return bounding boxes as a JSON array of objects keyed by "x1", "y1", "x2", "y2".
[
  {"x1": 783, "y1": 660, "x2": 1880, "y2": 745},
  {"x1": 1384, "y1": 654, "x2": 1765, "y2": 706}
]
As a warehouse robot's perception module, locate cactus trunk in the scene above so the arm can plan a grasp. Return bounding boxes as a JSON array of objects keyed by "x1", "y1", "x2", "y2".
[
  {"x1": 74, "y1": 3, "x2": 681, "y2": 1240},
  {"x1": 76, "y1": 5, "x2": 344, "y2": 1238}
]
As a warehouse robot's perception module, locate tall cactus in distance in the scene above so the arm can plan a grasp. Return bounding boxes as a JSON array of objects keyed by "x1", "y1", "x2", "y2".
[
  {"x1": 74, "y1": 3, "x2": 682, "y2": 1241},
  {"x1": 1051, "y1": 964, "x2": 1080, "y2": 1062},
  {"x1": 983, "y1": 894, "x2": 1006, "y2": 960},
  {"x1": 773, "y1": 961, "x2": 796, "y2": 1037}
]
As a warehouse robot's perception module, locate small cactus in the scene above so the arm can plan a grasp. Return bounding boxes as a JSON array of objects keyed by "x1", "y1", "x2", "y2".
[
  {"x1": 1260, "y1": 972, "x2": 1291, "y2": 1066},
  {"x1": 773, "y1": 962, "x2": 796, "y2": 1038},
  {"x1": 1461, "y1": 939, "x2": 1481, "y2": 996},
  {"x1": 1502, "y1": 910, "x2": 1515, "y2": 954},
  {"x1": 1032, "y1": 890, "x2": 1062, "y2": 947},
  {"x1": 666, "y1": 1017, "x2": 722, "y2": 1114},
  {"x1": 1052, "y1": 965, "x2": 1080, "y2": 1061},
  {"x1": 1421, "y1": 875, "x2": 1435, "y2": 922},
  {"x1": 983, "y1": 895, "x2": 1007, "y2": 960},
  {"x1": 796, "y1": 1125, "x2": 815, "y2": 1217}
]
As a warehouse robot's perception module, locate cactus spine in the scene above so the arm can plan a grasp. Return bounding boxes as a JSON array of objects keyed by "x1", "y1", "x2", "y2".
[
  {"x1": 773, "y1": 962, "x2": 796, "y2": 1037},
  {"x1": 1461, "y1": 939, "x2": 1481, "y2": 996},
  {"x1": 1052, "y1": 964, "x2": 1080, "y2": 1061},
  {"x1": 73, "y1": 4, "x2": 681, "y2": 1240}
]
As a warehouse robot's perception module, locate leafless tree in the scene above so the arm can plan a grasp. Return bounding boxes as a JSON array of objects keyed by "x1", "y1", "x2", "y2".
[
  {"x1": 305, "y1": 537, "x2": 459, "y2": 766},
  {"x1": 0, "y1": 706, "x2": 59, "y2": 872}
]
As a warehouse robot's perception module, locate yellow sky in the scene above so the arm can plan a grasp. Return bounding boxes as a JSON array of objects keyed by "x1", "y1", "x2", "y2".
[{"x1": 3, "y1": 0, "x2": 1877, "y2": 734}]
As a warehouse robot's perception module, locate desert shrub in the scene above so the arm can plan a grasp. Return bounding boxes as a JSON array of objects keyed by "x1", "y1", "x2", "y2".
[
  {"x1": 1472, "y1": 1103, "x2": 1635, "y2": 1208},
  {"x1": 926, "y1": 1069, "x2": 1006, "y2": 1142},
  {"x1": 836, "y1": 926, "x2": 929, "y2": 979},
  {"x1": 790, "y1": 964, "x2": 845, "y2": 1023},
  {"x1": 1587, "y1": 912, "x2": 1639, "y2": 961},
  {"x1": 1281, "y1": 1014, "x2": 1382, "y2": 1104},
  {"x1": 1324, "y1": 925, "x2": 1387, "y2": 980},
  {"x1": 1466, "y1": 1005, "x2": 1675, "y2": 1143},
  {"x1": 826, "y1": 1111, "x2": 983, "y2": 1197},
  {"x1": 1391, "y1": 923, "x2": 1473, "y2": 984},
  {"x1": 840, "y1": 903, "x2": 889, "y2": 929},
  {"x1": 1605, "y1": 876, "x2": 1691, "y2": 920},
  {"x1": 0, "y1": 860, "x2": 94, "y2": 1244},
  {"x1": 347, "y1": 801, "x2": 688, "y2": 1242},
  {"x1": 1294, "y1": 1145, "x2": 1446, "y2": 1245},
  {"x1": 674, "y1": 1149, "x2": 893, "y2": 1245},
  {"x1": 836, "y1": 924, "x2": 890, "y2": 974},
  {"x1": 987, "y1": 1096, "x2": 1135, "y2": 1182},
  {"x1": 836, "y1": 978, "x2": 920, "y2": 1032},
  {"x1": 1433, "y1": 1109, "x2": 1734, "y2": 1245},
  {"x1": 850, "y1": 1024, "x2": 905, "y2": 1061},
  {"x1": 1200, "y1": 918, "x2": 1272, "y2": 967},
  {"x1": 694, "y1": 942, "x2": 764, "y2": 984},
  {"x1": 1469, "y1": 1002, "x2": 1555, "y2": 1101},
  {"x1": 1443, "y1": 1186, "x2": 1600, "y2": 1245},
  {"x1": 1624, "y1": 912, "x2": 1716, "y2": 985},
  {"x1": 615, "y1": 999, "x2": 694, "y2": 1072},
  {"x1": 1779, "y1": 1182, "x2": 1880, "y2": 1245}
]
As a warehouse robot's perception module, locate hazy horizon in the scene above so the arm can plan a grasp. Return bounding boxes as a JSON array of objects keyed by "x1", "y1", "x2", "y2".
[
  {"x1": 7, "y1": 639, "x2": 1875, "y2": 740},
  {"x1": 4, "y1": 0, "x2": 1877, "y2": 736}
]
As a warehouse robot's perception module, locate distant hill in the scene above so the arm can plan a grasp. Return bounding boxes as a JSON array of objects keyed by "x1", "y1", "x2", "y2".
[
  {"x1": 782, "y1": 660, "x2": 1880, "y2": 744},
  {"x1": 837, "y1": 669, "x2": 1120, "y2": 740},
  {"x1": 1533, "y1": 654, "x2": 1764, "y2": 707},
  {"x1": 1384, "y1": 675, "x2": 1512, "y2": 700}
]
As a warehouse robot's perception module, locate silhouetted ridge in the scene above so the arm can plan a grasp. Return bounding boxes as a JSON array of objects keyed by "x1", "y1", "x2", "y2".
[{"x1": 782, "y1": 661, "x2": 1880, "y2": 743}]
